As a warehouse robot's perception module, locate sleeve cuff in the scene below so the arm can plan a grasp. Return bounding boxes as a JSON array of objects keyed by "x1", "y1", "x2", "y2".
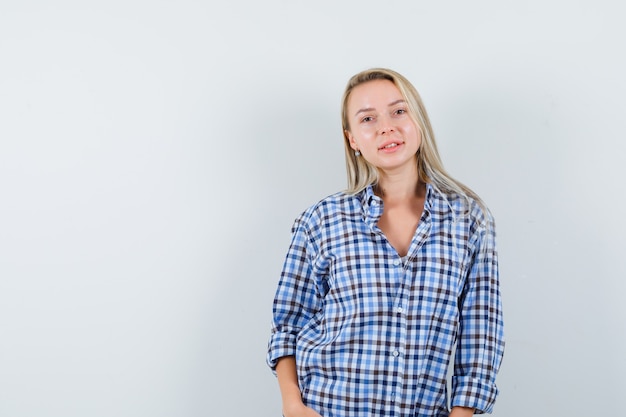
[
  {"x1": 451, "y1": 376, "x2": 499, "y2": 414},
  {"x1": 266, "y1": 331, "x2": 297, "y2": 373}
]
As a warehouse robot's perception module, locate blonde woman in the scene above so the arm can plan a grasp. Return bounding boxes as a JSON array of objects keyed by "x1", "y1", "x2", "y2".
[{"x1": 267, "y1": 68, "x2": 504, "y2": 417}]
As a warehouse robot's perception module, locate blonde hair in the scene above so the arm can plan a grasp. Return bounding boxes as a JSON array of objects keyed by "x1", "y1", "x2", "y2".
[{"x1": 341, "y1": 68, "x2": 485, "y2": 214}]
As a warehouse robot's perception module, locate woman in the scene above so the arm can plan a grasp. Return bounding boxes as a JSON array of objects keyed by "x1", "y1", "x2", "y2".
[{"x1": 267, "y1": 68, "x2": 504, "y2": 417}]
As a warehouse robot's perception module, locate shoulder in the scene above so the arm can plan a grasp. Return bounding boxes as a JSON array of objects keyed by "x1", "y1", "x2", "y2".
[
  {"x1": 429, "y1": 186, "x2": 498, "y2": 258},
  {"x1": 429, "y1": 185, "x2": 495, "y2": 231},
  {"x1": 294, "y1": 190, "x2": 361, "y2": 229},
  {"x1": 287, "y1": 191, "x2": 361, "y2": 249}
]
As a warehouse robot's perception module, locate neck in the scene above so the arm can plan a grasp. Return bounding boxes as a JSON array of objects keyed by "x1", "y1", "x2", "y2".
[{"x1": 376, "y1": 168, "x2": 424, "y2": 202}]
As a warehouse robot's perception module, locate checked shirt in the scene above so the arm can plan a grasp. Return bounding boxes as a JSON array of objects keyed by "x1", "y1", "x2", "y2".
[{"x1": 267, "y1": 184, "x2": 504, "y2": 417}]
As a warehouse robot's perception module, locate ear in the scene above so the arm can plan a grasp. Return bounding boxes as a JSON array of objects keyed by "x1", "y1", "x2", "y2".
[{"x1": 345, "y1": 130, "x2": 358, "y2": 151}]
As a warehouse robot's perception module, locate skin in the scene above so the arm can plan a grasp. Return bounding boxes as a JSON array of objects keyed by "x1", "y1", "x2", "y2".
[
  {"x1": 345, "y1": 78, "x2": 424, "y2": 257},
  {"x1": 275, "y1": 79, "x2": 475, "y2": 417},
  {"x1": 276, "y1": 357, "x2": 321, "y2": 417}
]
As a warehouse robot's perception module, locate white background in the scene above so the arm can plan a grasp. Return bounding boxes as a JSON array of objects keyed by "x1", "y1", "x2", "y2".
[{"x1": 1, "y1": 1, "x2": 625, "y2": 416}]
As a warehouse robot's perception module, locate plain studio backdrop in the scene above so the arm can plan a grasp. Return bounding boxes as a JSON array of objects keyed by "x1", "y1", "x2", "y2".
[{"x1": 1, "y1": 1, "x2": 624, "y2": 416}]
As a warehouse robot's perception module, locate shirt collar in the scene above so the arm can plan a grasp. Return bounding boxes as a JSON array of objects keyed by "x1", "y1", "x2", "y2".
[
  {"x1": 423, "y1": 182, "x2": 434, "y2": 212},
  {"x1": 358, "y1": 183, "x2": 435, "y2": 223},
  {"x1": 359, "y1": 185, "x2": 382, "y2": 226}
]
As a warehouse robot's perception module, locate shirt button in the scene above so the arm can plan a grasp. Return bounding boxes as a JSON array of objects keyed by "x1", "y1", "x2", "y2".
[
  {"x1": 396, "y1": 307, "x2": 404, "y2": 314},
  {"x1": 393, "y1": 259, "x2": 400, "y2": 266},
  {"x1": 371, "y1": 200, "x2": 378, "y2": 206},
  {"x1": 392, "y1": 350, "x2": 399, "y2": 357}
]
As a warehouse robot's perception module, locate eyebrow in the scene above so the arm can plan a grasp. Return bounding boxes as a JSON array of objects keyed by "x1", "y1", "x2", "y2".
[{"x1": 354, "y1": 99, "x2": 406, "y2": 116}]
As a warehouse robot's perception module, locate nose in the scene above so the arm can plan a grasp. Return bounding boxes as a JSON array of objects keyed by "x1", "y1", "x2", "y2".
[{"x1": 378, "y1": 115, "x2": 395, "y2": 135}]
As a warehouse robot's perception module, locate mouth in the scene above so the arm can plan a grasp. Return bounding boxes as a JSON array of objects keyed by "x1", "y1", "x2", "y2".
[{"x1": 378, "y1": 141, "x2": 404, "y2": 151}]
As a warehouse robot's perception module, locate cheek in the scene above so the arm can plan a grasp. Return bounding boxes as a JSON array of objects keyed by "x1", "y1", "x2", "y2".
[
  {"x1": 408, "y1": 125, "x2": 421, "y2": 144},
  {"x1": 355, "y1": 126, "x2": 377, "y2": 140}
]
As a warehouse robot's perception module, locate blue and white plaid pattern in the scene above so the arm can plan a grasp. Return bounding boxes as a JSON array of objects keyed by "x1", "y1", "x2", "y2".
[{"x1": 267, "y1": 184, "x2": 504, "y2": 417}]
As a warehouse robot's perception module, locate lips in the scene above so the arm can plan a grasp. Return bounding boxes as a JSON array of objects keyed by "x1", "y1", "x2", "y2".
[{"x1": 378, "y1": 140, "x2": 404, "y2": 151}]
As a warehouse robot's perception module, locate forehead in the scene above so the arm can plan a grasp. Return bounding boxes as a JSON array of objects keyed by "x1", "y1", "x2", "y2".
[{"x1": 348, "y1": 79, "x2": 403, "y2": 109}]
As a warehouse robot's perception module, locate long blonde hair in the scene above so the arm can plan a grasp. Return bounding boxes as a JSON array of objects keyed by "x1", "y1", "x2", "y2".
[{"x1": 341, "y1": 68, "x2": 485, "y2": 214}]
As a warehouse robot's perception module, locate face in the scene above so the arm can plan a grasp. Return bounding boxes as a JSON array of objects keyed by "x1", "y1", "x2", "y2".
[{"x1": 346, "y1": 79, "x2": 421, "y2": 175}]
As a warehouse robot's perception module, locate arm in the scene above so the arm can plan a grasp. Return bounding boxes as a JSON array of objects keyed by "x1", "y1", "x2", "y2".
[
  {"x1": 451, "y1": 218, "x2": 505, "y2": 414},
  {"x1": 267, "y1": 216, "x2": 324, "y2": 415},
  {"x1": 267, "y1": 217, "x2": 321, "y2": 369},
  {"x1": 449, "y1": 406, "x2": 475, "y2": 417},
  {"x1": 276, "y1": 356, "x2": 322, "y2": 417}
]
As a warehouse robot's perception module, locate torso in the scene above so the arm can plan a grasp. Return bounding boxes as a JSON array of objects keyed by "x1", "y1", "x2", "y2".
[{"x1": 279, "y1": 185, "x2": 489, "y2": 416}]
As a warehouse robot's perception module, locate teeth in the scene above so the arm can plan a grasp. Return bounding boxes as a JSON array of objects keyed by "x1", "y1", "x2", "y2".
[{"x1": 384, "y1": 143, "x2": 398, "y2": 149}]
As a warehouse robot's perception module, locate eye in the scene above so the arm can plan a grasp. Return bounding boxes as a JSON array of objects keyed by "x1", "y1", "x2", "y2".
[
  {"x1": 394, "y1": 108, "x2": 407, "y2": 115},
  {"x1": 361, "y1": 116, "x2": 374, "y2": 123}
]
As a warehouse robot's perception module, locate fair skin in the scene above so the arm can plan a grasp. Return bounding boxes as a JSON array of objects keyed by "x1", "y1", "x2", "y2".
[
  {"x1": 345, "y1": 78, "x2": 424, "y2": 256},
  {"x1": 275, "y1": 357, "x2": 322, "y2": 417},
  {"x1": 275, "y1": 79, "x2": 474, "y2": 417}
]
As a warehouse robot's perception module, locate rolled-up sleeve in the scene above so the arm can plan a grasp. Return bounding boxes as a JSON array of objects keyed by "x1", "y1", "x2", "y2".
[
  {"x1": 267, "y1": 218, "x2": 321, "y2": 372},
  {"x1": 451, "y1": 218, "x2": 505, "y2": 413}
]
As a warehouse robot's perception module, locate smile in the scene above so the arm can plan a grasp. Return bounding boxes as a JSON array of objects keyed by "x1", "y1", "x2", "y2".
[{"x1": 378, "y1": 141, "x2": 403, "y2": 150}]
